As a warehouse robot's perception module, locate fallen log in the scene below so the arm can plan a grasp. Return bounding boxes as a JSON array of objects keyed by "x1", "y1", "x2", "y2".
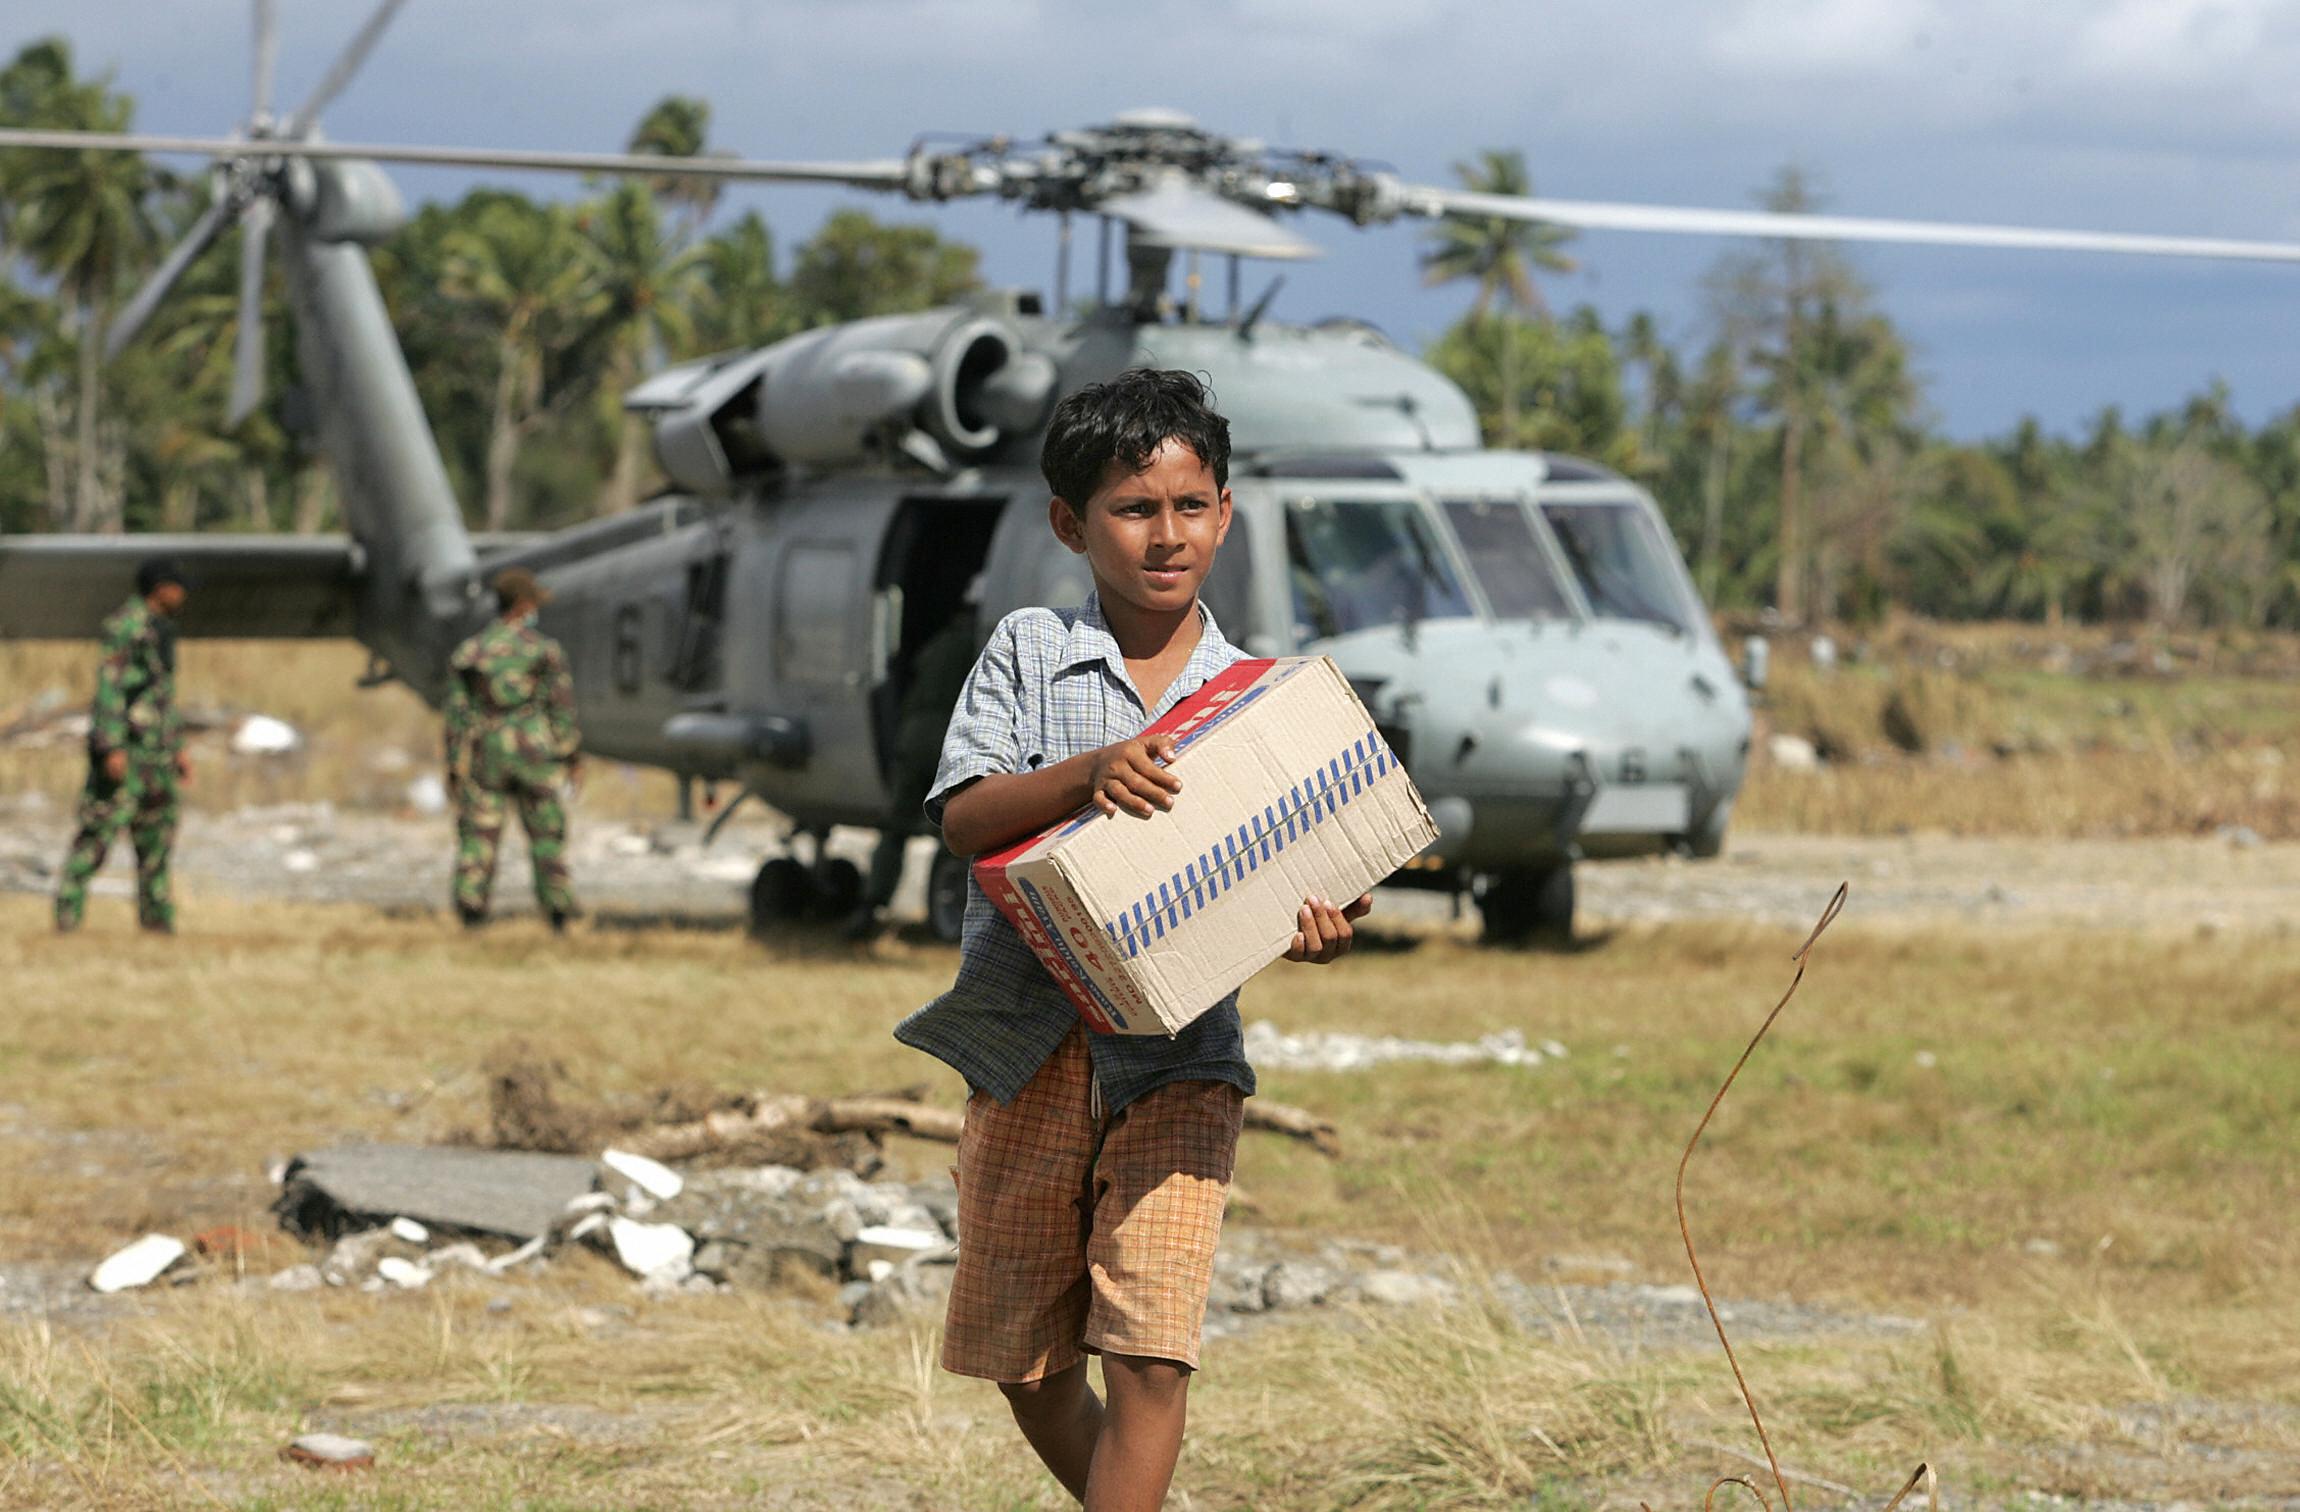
[
  {"x1": 616, "y1": 1091, "x2": 1340, "y2": 1161},
  {"x1": 1244, "y1": 1101, "x2": 1341, "y2": 1157}
]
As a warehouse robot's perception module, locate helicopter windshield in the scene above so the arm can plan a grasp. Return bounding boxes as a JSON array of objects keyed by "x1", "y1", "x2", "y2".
[
  {"x1": 1441, "y1": 498, "x2": 1574, "y2": 620},
  {"x1": 1286, "y1": 497, "x2": 1473, "y2": 640},
  {"x1": 1538, "y1": 499, "x2": 1699, "y2": 636}
]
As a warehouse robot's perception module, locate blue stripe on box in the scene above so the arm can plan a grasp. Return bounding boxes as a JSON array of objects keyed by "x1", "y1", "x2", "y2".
[{"x1": 1104, "y1": 729, "x2": 1404, "y2": 958}]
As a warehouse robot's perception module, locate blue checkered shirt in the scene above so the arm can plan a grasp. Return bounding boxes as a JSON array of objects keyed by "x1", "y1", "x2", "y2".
[{"x1": 894, "y1": 593, "x2": 1257, "y2": 1114}]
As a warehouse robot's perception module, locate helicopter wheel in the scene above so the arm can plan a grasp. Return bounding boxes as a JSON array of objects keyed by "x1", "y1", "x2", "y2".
[
  {"x1": 1686, "y1": 801, "x2": 1732, "y2": 860},
  {"x1": 926, "y1": 849, "x2": 970, "y2": 945},
  {"x1": 1478, "y1": 864, "x2": 1574, "y2": 948},
  {"x1": 810, "y1": 857, "x2": 865, "y2": 921},
  {"x1": 749, "y1": 857, "x2": 810, "y2": 936}
]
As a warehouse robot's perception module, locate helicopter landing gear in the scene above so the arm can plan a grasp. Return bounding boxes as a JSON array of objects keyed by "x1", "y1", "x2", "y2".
[
  {"x1": 926, "y1": 849, "x2": 970, "y2": 945},
  {"x1": 1478, "y1": 864, "x2": 1575, "y2": 948},
  {"x1": 747, "y1": 840, "x2": 868, "y2": 936},
  {"x1": 749, "y1": 858, "x2": 809, "y2": 934}
]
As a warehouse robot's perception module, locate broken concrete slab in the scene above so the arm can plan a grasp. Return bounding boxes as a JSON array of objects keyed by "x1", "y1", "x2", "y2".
[
  {"x1": 600, "y1": 1148, "x2": 683, "y2": 1202},
  {"x1": 605, "y1": 1217, "x2": 694, "y2": 1284},
  {"x1": 375, "y1": 1257, "x2": 432, "y2": 1290},
  {"x1": 281, "y1": 1432, "x2": 374, "y2": 1471},
  {"x1": 268, "y1": 1264, "x2": 323, "y2": 1292},
  {"x1": 849, "y1": 1226, "x2": 949, "y2": 1273},
  {"x1": 89, "y1": 1234, "x2": 186, "y2": 1293},
  {"x1": 275, "y1": 1145, "x2": 600, "y2": 1243}
]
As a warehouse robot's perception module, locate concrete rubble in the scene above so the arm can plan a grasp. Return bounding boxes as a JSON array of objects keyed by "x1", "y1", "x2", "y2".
[
  {"x1": 63, "y1": 1142, "x2": 1919, "y2": 1356},
  {"x1": 275, "y1": 1144, "x2": 602, "y2": 1242},
  {"x1": 281, "y1": 1432, "x2": 374, "y2": 1471},
  {"x1": 88, "y1": 1233, "x2": 188, "y2": 1293},
  {"x1": 1243, "y1": 1018, "x2": 1554, "y2": 1072}
]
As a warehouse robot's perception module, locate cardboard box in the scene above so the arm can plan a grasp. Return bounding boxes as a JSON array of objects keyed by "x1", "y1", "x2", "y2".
[{"x1": 975, "y1": 656, "x2": 1438, "y2": 1036}]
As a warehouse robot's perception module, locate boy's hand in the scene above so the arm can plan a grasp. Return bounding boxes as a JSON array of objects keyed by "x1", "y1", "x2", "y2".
[
  {"x1": 1286, "y1": 894, "x2": 1373, "y2": 964},
  {"x1": 1090, "y1": 733, "x2": 1182, "y2": 818}
]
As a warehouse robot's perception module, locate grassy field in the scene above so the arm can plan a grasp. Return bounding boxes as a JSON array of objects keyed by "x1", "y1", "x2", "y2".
[{"x1": 1, "y1": 895, "x2": 2294, "y2": 1507}]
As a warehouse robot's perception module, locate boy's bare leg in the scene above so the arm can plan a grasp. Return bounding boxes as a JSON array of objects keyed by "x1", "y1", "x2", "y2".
[
  {"x1": 999, "y1": 1361, "x2": 1103, "y2": 1501},
  {"x1": 1084, "y1": 1353, "x2": 1190, "y2": 1511}
]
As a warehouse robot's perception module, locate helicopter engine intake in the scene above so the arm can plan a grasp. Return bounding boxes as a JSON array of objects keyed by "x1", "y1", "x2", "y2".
[{"x1": 627, "y1": 308, "x2": 1057, "y2": 495}]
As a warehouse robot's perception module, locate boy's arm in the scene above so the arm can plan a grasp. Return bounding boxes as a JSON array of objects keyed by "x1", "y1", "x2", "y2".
[
  {"x1": 940, "y1": 735, "x2": 1181, "y2": 857},
  {"x1": 927, "y1": 616, "x2": 1187, "y2": 858}
]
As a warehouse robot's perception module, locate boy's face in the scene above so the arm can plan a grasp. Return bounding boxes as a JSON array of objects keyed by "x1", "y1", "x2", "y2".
[{"x1": 1050, "y1": 438, "x2": 1232, "y2": 620}]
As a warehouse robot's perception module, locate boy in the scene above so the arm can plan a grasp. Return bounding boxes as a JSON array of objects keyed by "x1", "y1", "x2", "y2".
[{"x1": 897, "y1": 369, "x2": 1370, "y2": 1510}]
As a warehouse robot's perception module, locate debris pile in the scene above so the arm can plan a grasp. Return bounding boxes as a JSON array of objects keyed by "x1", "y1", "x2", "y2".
[
  {"x1": 261, "y1": 1142, "x2": 959, "y2": 1320},
  {"x1": 77, "y1": 1054, "x2": 1333, "y2": 1330}
]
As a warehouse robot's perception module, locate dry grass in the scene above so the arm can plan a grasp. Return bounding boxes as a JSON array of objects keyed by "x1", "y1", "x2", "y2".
[
  {"x1": 2, "y1": 894, "x2": 2296, "y2": 1505},
  {"x1": 1740, "y1": 622, "x2": 2300, "y2": 841}
]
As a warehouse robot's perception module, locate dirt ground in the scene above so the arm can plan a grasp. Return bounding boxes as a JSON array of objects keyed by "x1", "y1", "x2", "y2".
[{"x1": 4, "y1": 785, "x2": 2296, "y2": 939}]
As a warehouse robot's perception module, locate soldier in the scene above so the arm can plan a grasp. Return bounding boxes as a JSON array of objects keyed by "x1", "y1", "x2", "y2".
[
  {"x1": 444, "y1": 567, "x2": 581, "y2": 930},
  {"x1": 55, "y1": 558, "x2": 193, "y2": 935}
]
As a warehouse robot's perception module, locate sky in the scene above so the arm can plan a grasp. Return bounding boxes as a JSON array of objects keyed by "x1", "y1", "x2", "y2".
[{"x1": 12, "y1": 0, "x2": 2300, "y2": 440}]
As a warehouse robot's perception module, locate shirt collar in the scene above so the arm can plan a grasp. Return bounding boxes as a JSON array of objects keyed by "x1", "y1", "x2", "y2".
[{"x1": 1060, "y1": 590, "x2": 1234, "y2": 710}]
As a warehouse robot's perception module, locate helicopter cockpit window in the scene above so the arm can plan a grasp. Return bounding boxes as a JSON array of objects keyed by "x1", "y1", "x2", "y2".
[
  {"x1": 1286, "y1": 498, "x2": 1473, "y2": 640},
  {"x1": 1441, "y1": 499, "x2": 1573, "y2": 620},
  {"x1": 1538, "y1": 500, "x2": 1698, "y2": 636}
]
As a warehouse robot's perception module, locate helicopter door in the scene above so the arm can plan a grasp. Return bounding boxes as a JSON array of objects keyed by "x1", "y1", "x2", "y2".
[
  {"x1": 666, "y1": 534, "x2": 730, "y2": 694},
  {"x1": 873, "y1": 496, "x2": 1005, "y2": 780}
]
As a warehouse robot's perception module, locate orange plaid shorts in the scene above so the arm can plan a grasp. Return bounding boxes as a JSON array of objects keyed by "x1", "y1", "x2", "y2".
[{"x1": 941, "y1": 1026, "x2": 1245, "y2": 1382}]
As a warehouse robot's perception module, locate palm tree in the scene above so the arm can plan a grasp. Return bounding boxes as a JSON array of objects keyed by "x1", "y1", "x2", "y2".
[
  {"x1": 1419, "y1": 149, "x2": 1577, "y2": 441},
  {"x1": 442, "y1": 198, "x2": 598, "y2": 528},
  {"x1": 1, "y1": 40, "x2": 153, "y2": 531},
  {"x1": 693, "y1": 211, "x2": 782, "y2": 351},
  {"x1": 575, "y1": 183, "x2": 699, "y2": 513},
  {"x1": 626, "y1": 95, "x2": 719, "y2": 239}
]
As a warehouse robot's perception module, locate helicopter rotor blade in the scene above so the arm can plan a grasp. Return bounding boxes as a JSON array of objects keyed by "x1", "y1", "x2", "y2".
[
  {"x1": 105, "y1": 192, "x2": 239, "y2": 361},
  {"x1": 0, "y1": 128, "x2": 913, "y2": 192},
  {"x1": 281, "y1": 0, "x2": 411, "y2": 138},
  {"x1": 1414, "y1": 186, "x2": 2300, "y2": 266},
  {"x1": 251, "y1": 0, "x2": 278, "y2": 124},
  {"x1": 1099, "y1": 177, "x2": 1321, "y2": 261},
  {"x1": 226, "y1": 195, "x2": 274, "y2": 426}
]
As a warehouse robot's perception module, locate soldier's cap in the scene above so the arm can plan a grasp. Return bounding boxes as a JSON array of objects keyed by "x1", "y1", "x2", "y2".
[
  {"x1": 490, "y1": 567, "x2": 552, "y2": 608},
  {"x1": 135, "y1": 557, "x2": 190, "y2": 595}
]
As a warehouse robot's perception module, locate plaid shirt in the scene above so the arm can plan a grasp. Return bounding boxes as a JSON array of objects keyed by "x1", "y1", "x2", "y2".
[{"x1": 895, "y1": 593, "x2": 1256, "y2": 1115}]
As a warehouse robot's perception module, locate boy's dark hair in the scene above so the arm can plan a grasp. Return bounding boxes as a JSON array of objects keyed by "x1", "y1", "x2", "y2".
[{"x1": 1040, "y1": 368, "x2": 1230, "y2": 509}]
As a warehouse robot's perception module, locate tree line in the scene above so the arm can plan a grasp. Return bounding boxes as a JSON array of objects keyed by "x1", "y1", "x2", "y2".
[{"x1": 4, "y1": 40, "x2": 2296, "y2": 631}]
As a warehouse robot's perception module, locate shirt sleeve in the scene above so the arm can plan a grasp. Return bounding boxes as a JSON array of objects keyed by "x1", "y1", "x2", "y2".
[
  {"x1": 442, "y1": 648, "x2": 474, "y2": 767},
  {"x1": 87, "y1": 616, "x2": 137, "y2": 759},
  {"x1": 541, "y1": 638, "x2": 580, "y2": 760},
  {"x1": 924, "y1": 613, "x2": 1030, "y2": 828}
]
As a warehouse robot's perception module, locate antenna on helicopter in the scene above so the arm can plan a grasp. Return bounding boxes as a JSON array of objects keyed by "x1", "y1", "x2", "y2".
[{"x1": 1237, "y1": 276, "x2": 1287, "y2": 341}]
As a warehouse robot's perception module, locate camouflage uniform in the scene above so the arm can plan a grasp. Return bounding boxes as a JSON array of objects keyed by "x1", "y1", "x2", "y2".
[
  {"x1": 55, "y1": 597, "x2": 183, "y2": 932},
  {"x1": 444, "y1": 613, "x2": 580, "y2": 921}
]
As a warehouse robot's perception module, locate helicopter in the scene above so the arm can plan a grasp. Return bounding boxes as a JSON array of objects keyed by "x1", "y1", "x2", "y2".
[{"x1": 7, "y1": 0, "x2": 2300, "y2": 945}]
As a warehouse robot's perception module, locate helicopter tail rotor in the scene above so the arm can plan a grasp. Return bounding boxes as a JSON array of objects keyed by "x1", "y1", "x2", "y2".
[
  {"x1": 104, "y1": 190, "x2": 239, "y2": 360},
  {"x1": 83, "y1": 0, "x2": 418, "y2": 418}
]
